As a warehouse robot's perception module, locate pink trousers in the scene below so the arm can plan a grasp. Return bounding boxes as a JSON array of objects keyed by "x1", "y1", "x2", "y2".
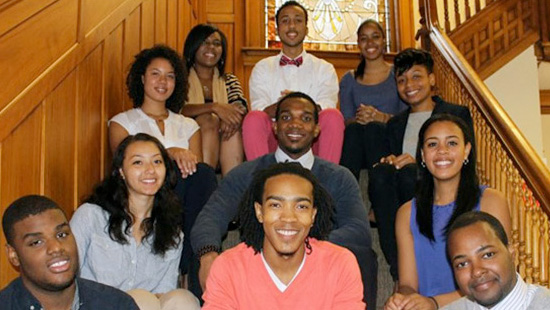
[{"x1": 242, "y1": 108, "x2": 344, "y2": 164}]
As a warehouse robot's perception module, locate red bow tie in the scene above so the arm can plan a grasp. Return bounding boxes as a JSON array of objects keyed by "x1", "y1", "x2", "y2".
[{"x1": 279, "y1": 55, "x2": 303, "y2": 67}]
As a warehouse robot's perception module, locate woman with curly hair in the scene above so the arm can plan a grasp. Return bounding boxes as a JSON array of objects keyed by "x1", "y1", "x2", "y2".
[
  {"x1": 202, "y1": 163, "x2": 365, "y2": 309},
  {"x1": 385, "y1": 114, "x2": 511, "y2": 310},
  {"x1": 108, "y1": 45, "x2": 217, "y2": 294},
  {"x1": 70, "y1": 133, "x2": 200, "y2": 310},
  {"x1": 182, "y1": 24, "x2": 247, "y2": 176}
]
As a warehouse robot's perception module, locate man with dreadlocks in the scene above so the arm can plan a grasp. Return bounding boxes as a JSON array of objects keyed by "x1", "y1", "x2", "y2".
[
  {"x1": 191, "y1": 91, "x2": 376, "y2": 308},
  {"x1": 202, "y1": 163, "x2": 365, "y2": 309}
]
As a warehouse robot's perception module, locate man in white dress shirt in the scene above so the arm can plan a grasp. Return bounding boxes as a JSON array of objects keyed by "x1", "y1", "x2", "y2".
[
  {"x1": 243, "y1": 0, "x2": 344, "y2": 164},
  {"x1": 443, "y1": 211, "x2": 550, "y2": 310}
]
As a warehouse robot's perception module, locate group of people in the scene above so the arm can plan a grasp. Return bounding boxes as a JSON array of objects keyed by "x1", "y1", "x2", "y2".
[{"x1": 1, "y1": 1, "x2": 549, "y2": 310}]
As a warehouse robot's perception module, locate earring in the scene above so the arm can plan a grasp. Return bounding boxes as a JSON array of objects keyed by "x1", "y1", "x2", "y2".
[
  {"x1": 421, "y1": 161, "x2": 426, "y2": 168},
  {"x1": 463, "y1": 158, "x2": 469, "y2": 165}
]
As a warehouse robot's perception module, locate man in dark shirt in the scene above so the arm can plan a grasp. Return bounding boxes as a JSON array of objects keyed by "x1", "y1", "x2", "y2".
[{"x1": 0, "y1": 195, "x2": 138, "y2": 310}]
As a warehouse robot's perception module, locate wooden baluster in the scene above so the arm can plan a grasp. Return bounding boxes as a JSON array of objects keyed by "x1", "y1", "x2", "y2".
[
  {"x1": 490, "y1": 135, "x2": 497, "y2": 188},
  {"x1": 444, "y1": 0, "x2": 451, "y2": 33},
  {"x1": 454, "y1": 0, "x2": 461, "y2": 29},
  {"x1": 539, "y1": 212, "x2": 549, "y2": 287},
  {"x1": 475, "y1": 0, "x2": 481, "y2": 13},
  {"x1": 507, "y1": 161, "x2": 520, "y2": 269},
  {"x1": 465, "y1": 0, "x2": 471, "y2": 19},
  {"x1": 532, "y1": 201, "x2": 541, "y2": 284},
  {"x1": 517, "y1": 175, "x2": 526, "y2": 278},
  {"x1": 525, "y1": 194, "x2": 534, "y2": 283}
]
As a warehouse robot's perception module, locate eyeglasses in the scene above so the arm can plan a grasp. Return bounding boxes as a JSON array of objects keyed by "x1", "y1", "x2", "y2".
[{"x1": 201, "y1": 40, "x2": 222, "y2": 47}]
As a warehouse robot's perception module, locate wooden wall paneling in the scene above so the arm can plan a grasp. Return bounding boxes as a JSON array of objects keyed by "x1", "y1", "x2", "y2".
[
  {"x1": 43, "y1": 71, "x2": 77, "y2": 217},
  {"x1": 104, "y1": 24, "x2": 126, "y2": 121},
  {"x1": 123, "y1": 6, "x2": 143, "y2": 110},
  {"x1": 0, "y1": 0, "x2": 58, "y2": 37},
  {"x1": 197, "y1": 0, "x2": 207, "y2": 24},
  {"x1": 176, "y1": 0, "x2": 188, "y2": 54},
  {"x1": 103, "y1": 23, "x2": 125, "y2": 175},
  {"x1": 0, "y1": 106, "x2": 44, "y2": 286},
  {"x1": 396, "y1": 0, "x2": 416, "y2": 49},
  {"x1": 80, "y1": 0, "x2": 125, "y2": 36},
  {"x1": 166, "y1": 0, "x2": 178, "y2": 48},
  {"x1": 76, "y1": 45, "x2": 103, "y2": 203},
  {"x1": 141, "y1": 0, "x2": 156, "y2": 48},
  {"x1": 0, "y1": 0, "x2": 77, "y2": 112},
  {"x1": 245, "y1": 0, "x2": 264, "y2": 47},
  {"x1": 207, "y1": 0, "x2": 233, "y2": 13},
  {"x1": 0, "y1": 0, "x2": 147, "y2": 144},
  {"x1": 233, "y1": 0, "x2": 245, "y2": 84},
  {"x1": 178, "y1": 0, "x2": 196, "y2": 51},
  {"x1": 155, "y1": 0, "x2": 168, "y2": 44}
]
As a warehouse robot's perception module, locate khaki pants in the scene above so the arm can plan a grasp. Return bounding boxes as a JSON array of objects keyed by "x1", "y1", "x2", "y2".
[{"x1": 127, "y1": 289, "x2": 200, "y2": 310}]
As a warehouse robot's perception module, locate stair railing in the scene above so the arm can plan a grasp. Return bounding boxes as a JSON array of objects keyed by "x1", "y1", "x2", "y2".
[{"x1": 419, "y1": 0, "x2": 550, "y2": 287}]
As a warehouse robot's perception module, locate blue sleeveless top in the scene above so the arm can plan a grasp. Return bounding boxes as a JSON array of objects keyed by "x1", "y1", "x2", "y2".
[{"x1": 410, "y1": 186, "x2": 486, "y2": 296}]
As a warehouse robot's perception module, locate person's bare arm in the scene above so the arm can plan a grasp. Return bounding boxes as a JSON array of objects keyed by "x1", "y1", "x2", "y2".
[
  {"x1": 199, "y1": 251, "x2": 219, "y2": 291},
  {"x1": 109, "y1": 122, "x2": 130, "y2": 154},
  {"x1": 183, "y1": 104, "x2": 244, "y2": 127},
  {"x1": 480, "y1": 188, "x2": 512, "y2": 238},
  {"x1": 167, "y1": 131, "x2": 201, "y2": 178}
]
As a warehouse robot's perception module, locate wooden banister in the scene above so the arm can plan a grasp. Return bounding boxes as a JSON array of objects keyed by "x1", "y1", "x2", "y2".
[
  {"x1": 421, "y1": 0, "x2": 550, "y2": 286},
  {"x1": 435, "y1": 0, "x2": 540, "y2": 79}
]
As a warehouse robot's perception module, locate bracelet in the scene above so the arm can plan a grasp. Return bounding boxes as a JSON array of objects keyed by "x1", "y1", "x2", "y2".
[
  {"x1": 197, "y1": 245, "x2": 220, "y2": 258},
  {"x1": 428, "y1": 296, "x2": 439, "y2": 309}
]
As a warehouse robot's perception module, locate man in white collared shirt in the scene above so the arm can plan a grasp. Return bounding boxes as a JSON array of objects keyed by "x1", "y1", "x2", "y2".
[
  {"x1": 442, "y1": 211, "x2": 550, "y2": 310},
  {"x1": 243, "y1": 0, "x2": 343, "y2": 164}
]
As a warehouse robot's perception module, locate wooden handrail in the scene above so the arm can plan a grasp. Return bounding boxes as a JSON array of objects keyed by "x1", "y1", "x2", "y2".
[
  {"x1": 421, "y1": 0, "x2": 550, "y2": 215},
  {"x1": 421, "y1": 0, "x2": 550, "y2": 286}
]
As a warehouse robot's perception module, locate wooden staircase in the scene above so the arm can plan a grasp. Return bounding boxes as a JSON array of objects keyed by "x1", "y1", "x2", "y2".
[
  {"x1": 431, "y1": 0, "x2": 540, "y2": 79},
  {"x1": 419, "y1": 0, "x2": 550, "y2": 287}
]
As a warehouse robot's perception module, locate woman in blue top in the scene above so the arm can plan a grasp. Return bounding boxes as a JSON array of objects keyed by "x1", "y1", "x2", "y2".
[
  {"x1": 340, "y1": 19, "x2": 408, "y2": 283},
  {"x1": 385, "y1": 114, "x2": 511, "y2": 310},
  {"x1": 340, "y1": 19, "x2": 407, "y2": 179}
]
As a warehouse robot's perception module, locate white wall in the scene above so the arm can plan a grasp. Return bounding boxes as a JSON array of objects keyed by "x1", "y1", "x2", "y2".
[{"x1": 484, "y1": 46, "x2": 546, "y2": 162}]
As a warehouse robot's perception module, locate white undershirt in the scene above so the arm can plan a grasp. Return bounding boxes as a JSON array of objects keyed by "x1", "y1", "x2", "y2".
[{"x1": 261, "y1": 250, "x2": 307, "y2": 292}]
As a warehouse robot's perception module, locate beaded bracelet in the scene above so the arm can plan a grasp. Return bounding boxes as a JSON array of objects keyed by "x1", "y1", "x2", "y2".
[{"x1": 197, "y1": 245, "x2": 220, "y2": 258}]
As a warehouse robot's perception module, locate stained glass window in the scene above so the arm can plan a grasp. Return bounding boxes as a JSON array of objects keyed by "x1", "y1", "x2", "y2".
[{"x1": 265, "y1": 0, "x2": 392, "y2": 52}]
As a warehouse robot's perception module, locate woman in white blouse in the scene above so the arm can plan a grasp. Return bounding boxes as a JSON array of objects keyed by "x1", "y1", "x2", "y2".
[
  {"x1": 71, "y1": 133, "x2": 200, "y2": 310},
  {"x1": 108, "y1": 45, "x2": 218, "y2": 296},
  {"x1": 109, "y1": 45, "x2": 201, "y2": 176}
]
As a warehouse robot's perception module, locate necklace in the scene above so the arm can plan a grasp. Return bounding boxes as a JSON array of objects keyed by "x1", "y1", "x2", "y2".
[
  {"x1": 202, "y1": 84, "x2": 210, "y2": 93},
  {"x1": 143, "y1": 110, "x2": 168, "y2": 121}
]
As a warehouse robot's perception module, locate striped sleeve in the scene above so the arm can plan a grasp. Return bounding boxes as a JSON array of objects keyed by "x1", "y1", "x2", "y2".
[{"x1": 224, "y1": 73, "x2": 248, "y2": 111}]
